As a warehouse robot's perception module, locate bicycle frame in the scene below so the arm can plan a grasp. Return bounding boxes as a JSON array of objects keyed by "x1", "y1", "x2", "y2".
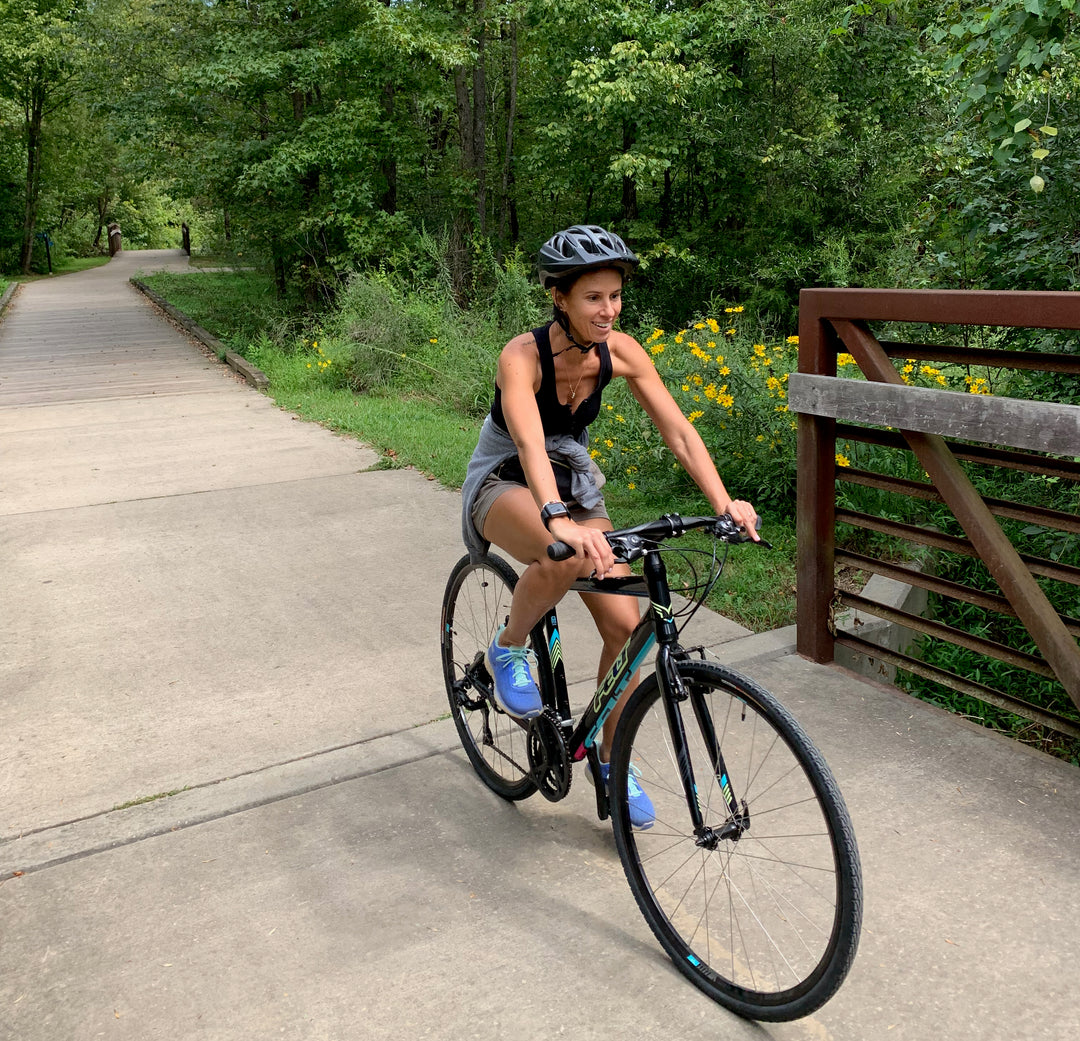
[{"x1": 537, "y1": 544, "x2": 741, "y2": 835}]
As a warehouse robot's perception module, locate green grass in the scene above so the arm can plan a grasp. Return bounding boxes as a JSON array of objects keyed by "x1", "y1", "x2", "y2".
[
  {"x1": 11, "y1": 255, "x2": 111, "y2": 281},
  {"x1": 139, "y1": 270, "x2": 290, "y2": 348},
  {"x1": 140, "y1": 269, "x2": 798, "y2": 633}
]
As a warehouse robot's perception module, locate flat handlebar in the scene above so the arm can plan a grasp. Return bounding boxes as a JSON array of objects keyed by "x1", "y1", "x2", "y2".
[{"x1": 546, "y1": 513, "x2": 767, "y2": 563}]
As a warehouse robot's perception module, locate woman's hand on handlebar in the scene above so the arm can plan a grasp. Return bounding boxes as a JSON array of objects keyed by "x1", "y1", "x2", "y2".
[
  {"x1": 719, "y1": 498, "x2": 761, "y2": 541},
  {"x1": 546, "y1": 515, "x2": 617, "y2": 576}
]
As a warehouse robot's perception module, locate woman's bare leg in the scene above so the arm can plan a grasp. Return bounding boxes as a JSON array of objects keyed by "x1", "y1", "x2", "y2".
[
  {"x1": 480, "y1": 486, "x2": 587, "y2": 646},
  {"x1": 576, "y1": 519, "x2": 642, "y2": 761}
]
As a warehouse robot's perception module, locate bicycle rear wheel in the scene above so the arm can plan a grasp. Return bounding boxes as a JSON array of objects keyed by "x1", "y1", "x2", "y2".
[
  {"x1": 609, "y1": 660, "x2": 861, "y2": 1021},
  {"x1": 441, "y1": 553, "x2": 548, "y2": 801}
]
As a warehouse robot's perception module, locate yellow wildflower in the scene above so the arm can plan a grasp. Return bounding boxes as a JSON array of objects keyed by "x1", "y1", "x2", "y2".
[{"x1": 835, "y1": 453, "x2": 851, "y2": 467}]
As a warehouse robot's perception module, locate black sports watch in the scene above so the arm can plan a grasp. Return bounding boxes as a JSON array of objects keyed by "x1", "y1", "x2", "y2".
[{"x1": 540, "y1": 501, "x2": 571, "y2": 530}]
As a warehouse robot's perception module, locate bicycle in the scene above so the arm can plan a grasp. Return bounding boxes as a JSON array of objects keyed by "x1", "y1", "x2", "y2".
[{"x1": 440, "y1": 512, "x2": 862, "y2": 1021}]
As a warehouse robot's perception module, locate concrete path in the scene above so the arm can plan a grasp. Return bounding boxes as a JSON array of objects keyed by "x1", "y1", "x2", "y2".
[{"x1": 1, "y1": 252, "x2": 1077, "y2": 1041}]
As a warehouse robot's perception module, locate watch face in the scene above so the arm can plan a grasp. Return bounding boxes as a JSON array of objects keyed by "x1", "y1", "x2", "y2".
[{"x1": 542, "y1": 502, "x2": 569, "y2": 528}]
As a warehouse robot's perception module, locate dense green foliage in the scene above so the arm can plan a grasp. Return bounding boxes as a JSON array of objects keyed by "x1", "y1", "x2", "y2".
[{"x1": 4, "y1": 0, "x2": 1078, "y2": 314}]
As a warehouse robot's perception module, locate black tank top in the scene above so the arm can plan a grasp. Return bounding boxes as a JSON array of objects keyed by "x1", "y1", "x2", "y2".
[{"x1": 491, "y1": 324, "x2": 613, "y2": 438}]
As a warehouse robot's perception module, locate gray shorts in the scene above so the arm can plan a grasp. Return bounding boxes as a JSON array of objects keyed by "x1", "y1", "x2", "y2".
[{"x1": 471, "y1": 470, "x2": 609, "y2": 538}]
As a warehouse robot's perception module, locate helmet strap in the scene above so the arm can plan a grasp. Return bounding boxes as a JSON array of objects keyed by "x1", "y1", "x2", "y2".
[{"x1": 552, "y1": 305, "x2": 598, "y2": 355}]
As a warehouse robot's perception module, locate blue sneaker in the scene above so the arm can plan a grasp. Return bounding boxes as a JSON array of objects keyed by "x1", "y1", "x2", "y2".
[
  {"x1": 588, "y1": 759, "x2": 655, "y2": 830},
  {"x1": 485, "y1": 627, "x2": 543, "y2": 720}
]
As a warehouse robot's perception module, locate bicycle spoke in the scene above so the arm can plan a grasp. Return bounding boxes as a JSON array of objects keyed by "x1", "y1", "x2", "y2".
[
  {"x1": 610, "y1": 660, "x2": 861, "y2": 1021},
  {"x1": 441, "y1": 555, "x2": 540, "y2": 802}
]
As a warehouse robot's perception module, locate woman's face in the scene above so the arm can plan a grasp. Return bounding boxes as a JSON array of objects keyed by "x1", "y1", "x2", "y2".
[{"x1": 553, "y1": 267, "x2": 624, "y2": 344}]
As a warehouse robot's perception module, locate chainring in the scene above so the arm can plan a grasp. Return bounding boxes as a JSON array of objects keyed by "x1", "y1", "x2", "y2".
[{"x1": 526, "y1": 708, "x2": 572, "y2": 802}]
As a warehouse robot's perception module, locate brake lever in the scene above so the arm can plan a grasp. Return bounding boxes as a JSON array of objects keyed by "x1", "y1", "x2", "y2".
[{"x1": 714, "y1": 514, "x2": 772, "y2": 549}]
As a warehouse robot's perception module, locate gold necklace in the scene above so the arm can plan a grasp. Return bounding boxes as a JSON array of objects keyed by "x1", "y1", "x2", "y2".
[{"x1": 565, "y1": 358, "x2": 588, "y2": 403}]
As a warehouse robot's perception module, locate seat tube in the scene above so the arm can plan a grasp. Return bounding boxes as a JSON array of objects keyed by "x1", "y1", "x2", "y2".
[{"x1": 540, "y1": 605, "x2": 572, "y2": 724}]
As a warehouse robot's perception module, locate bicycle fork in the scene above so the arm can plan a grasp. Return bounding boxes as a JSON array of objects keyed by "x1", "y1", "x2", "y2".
[{"x1": 648, "y1": 553, "x2": 749, "y2": 849}]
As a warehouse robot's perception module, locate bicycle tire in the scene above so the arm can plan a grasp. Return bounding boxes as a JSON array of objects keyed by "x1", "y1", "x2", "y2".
[
  {"x1": 441, "y1": 553, "x2": 550, "y2": 801},
  {"x1": 609, "y1": 660, "x2": 862, "y2": 1021}
]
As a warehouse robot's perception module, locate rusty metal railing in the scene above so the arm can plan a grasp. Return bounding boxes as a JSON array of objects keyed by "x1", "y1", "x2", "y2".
[{"x1": 788, "y1": 289, "x2": 1080, "y2": 739}]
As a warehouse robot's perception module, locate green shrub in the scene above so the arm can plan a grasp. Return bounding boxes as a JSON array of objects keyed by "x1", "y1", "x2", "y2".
[
  {"x1": 297, "y1": 249, "x2": 544, "y2": 417},
  {"x1": 590, "y1": 309, "x2": 801, "y2": 518}
]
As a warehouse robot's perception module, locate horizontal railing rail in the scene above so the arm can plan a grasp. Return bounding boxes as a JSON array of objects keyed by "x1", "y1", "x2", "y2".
[{"x1": 790, "y1": 288, "x2": 1080, "y2": 741}]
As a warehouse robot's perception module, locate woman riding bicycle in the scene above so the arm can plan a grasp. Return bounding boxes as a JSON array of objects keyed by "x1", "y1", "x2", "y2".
[{"x1": 460, "y1": 224, "x2": 759, "y2": 827}]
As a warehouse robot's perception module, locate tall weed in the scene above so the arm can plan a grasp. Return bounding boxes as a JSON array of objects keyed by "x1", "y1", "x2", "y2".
[{"x1": 298, "y1": 247, "x2": 544, "y2": 417}]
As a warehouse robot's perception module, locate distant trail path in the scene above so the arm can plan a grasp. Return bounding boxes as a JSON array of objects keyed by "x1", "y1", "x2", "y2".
[{"x1": 0, "y1": 250, "x2": 219, "y2": 406}]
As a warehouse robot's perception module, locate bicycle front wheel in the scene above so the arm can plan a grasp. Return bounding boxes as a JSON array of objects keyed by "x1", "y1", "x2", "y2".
[
  {"x1": 441, "y1": 553, "x2": 548, "y2": 801},
  {"x1": 609, "y1": 660, "x2": 862, "y2": 1022}
]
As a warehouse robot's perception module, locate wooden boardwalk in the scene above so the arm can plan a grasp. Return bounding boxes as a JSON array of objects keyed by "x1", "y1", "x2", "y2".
[{"x1": 0, "y1": 251, "x2": 229, "y2": 406}]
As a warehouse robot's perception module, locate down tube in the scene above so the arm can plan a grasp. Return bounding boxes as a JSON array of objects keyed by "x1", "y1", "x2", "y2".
[{"x1": 568, "y1": 620, "x2": 656, "y2": 760}]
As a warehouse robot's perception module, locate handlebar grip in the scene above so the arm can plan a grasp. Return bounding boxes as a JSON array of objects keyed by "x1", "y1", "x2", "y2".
[{"x1": 547, "y1": 541, "x2": 575, "y2": 561}]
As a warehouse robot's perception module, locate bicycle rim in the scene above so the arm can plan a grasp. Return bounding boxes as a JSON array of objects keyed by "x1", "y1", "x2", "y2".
[
  {"x1": 610, "y1": 661, "x2": 862, "y2": 1021},
  {"x1": 440, "y1": 553, "x2": 539, "y2": 801}
]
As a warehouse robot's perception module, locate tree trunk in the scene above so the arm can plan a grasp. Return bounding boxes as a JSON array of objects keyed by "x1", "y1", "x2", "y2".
[
  {"x1": 380, "y1": 81, "x2": 397, "y2": 214},
  {"x1": 93, "y1": 191, "x2": 109, "y2": 250},
  {"x1": 19, "y1": 75, "x2": 46, "y2": 275},
  {"x1": 472, "y1": 17, "x2": 487, "y2": 236},
  {"x1": 497, "y1": 20, "x2": 518, "y2": 249},
  {"x1": 620, "y1": 122, "x2": 638, "y2": 223},
  {"x1": 378, "y1": 0, "x2": 397, "y2": 214},
  {"x1": 450, "y1": 0, "x2": 488, "y2": 302},
  {"x1": 660, "y1": 168, "x2": 673, "y2": 232}
]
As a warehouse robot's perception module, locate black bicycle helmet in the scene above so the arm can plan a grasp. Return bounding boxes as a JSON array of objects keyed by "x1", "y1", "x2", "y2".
[{"x1": 537, "y1": 225, "x2": 639, "y2": 288}]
